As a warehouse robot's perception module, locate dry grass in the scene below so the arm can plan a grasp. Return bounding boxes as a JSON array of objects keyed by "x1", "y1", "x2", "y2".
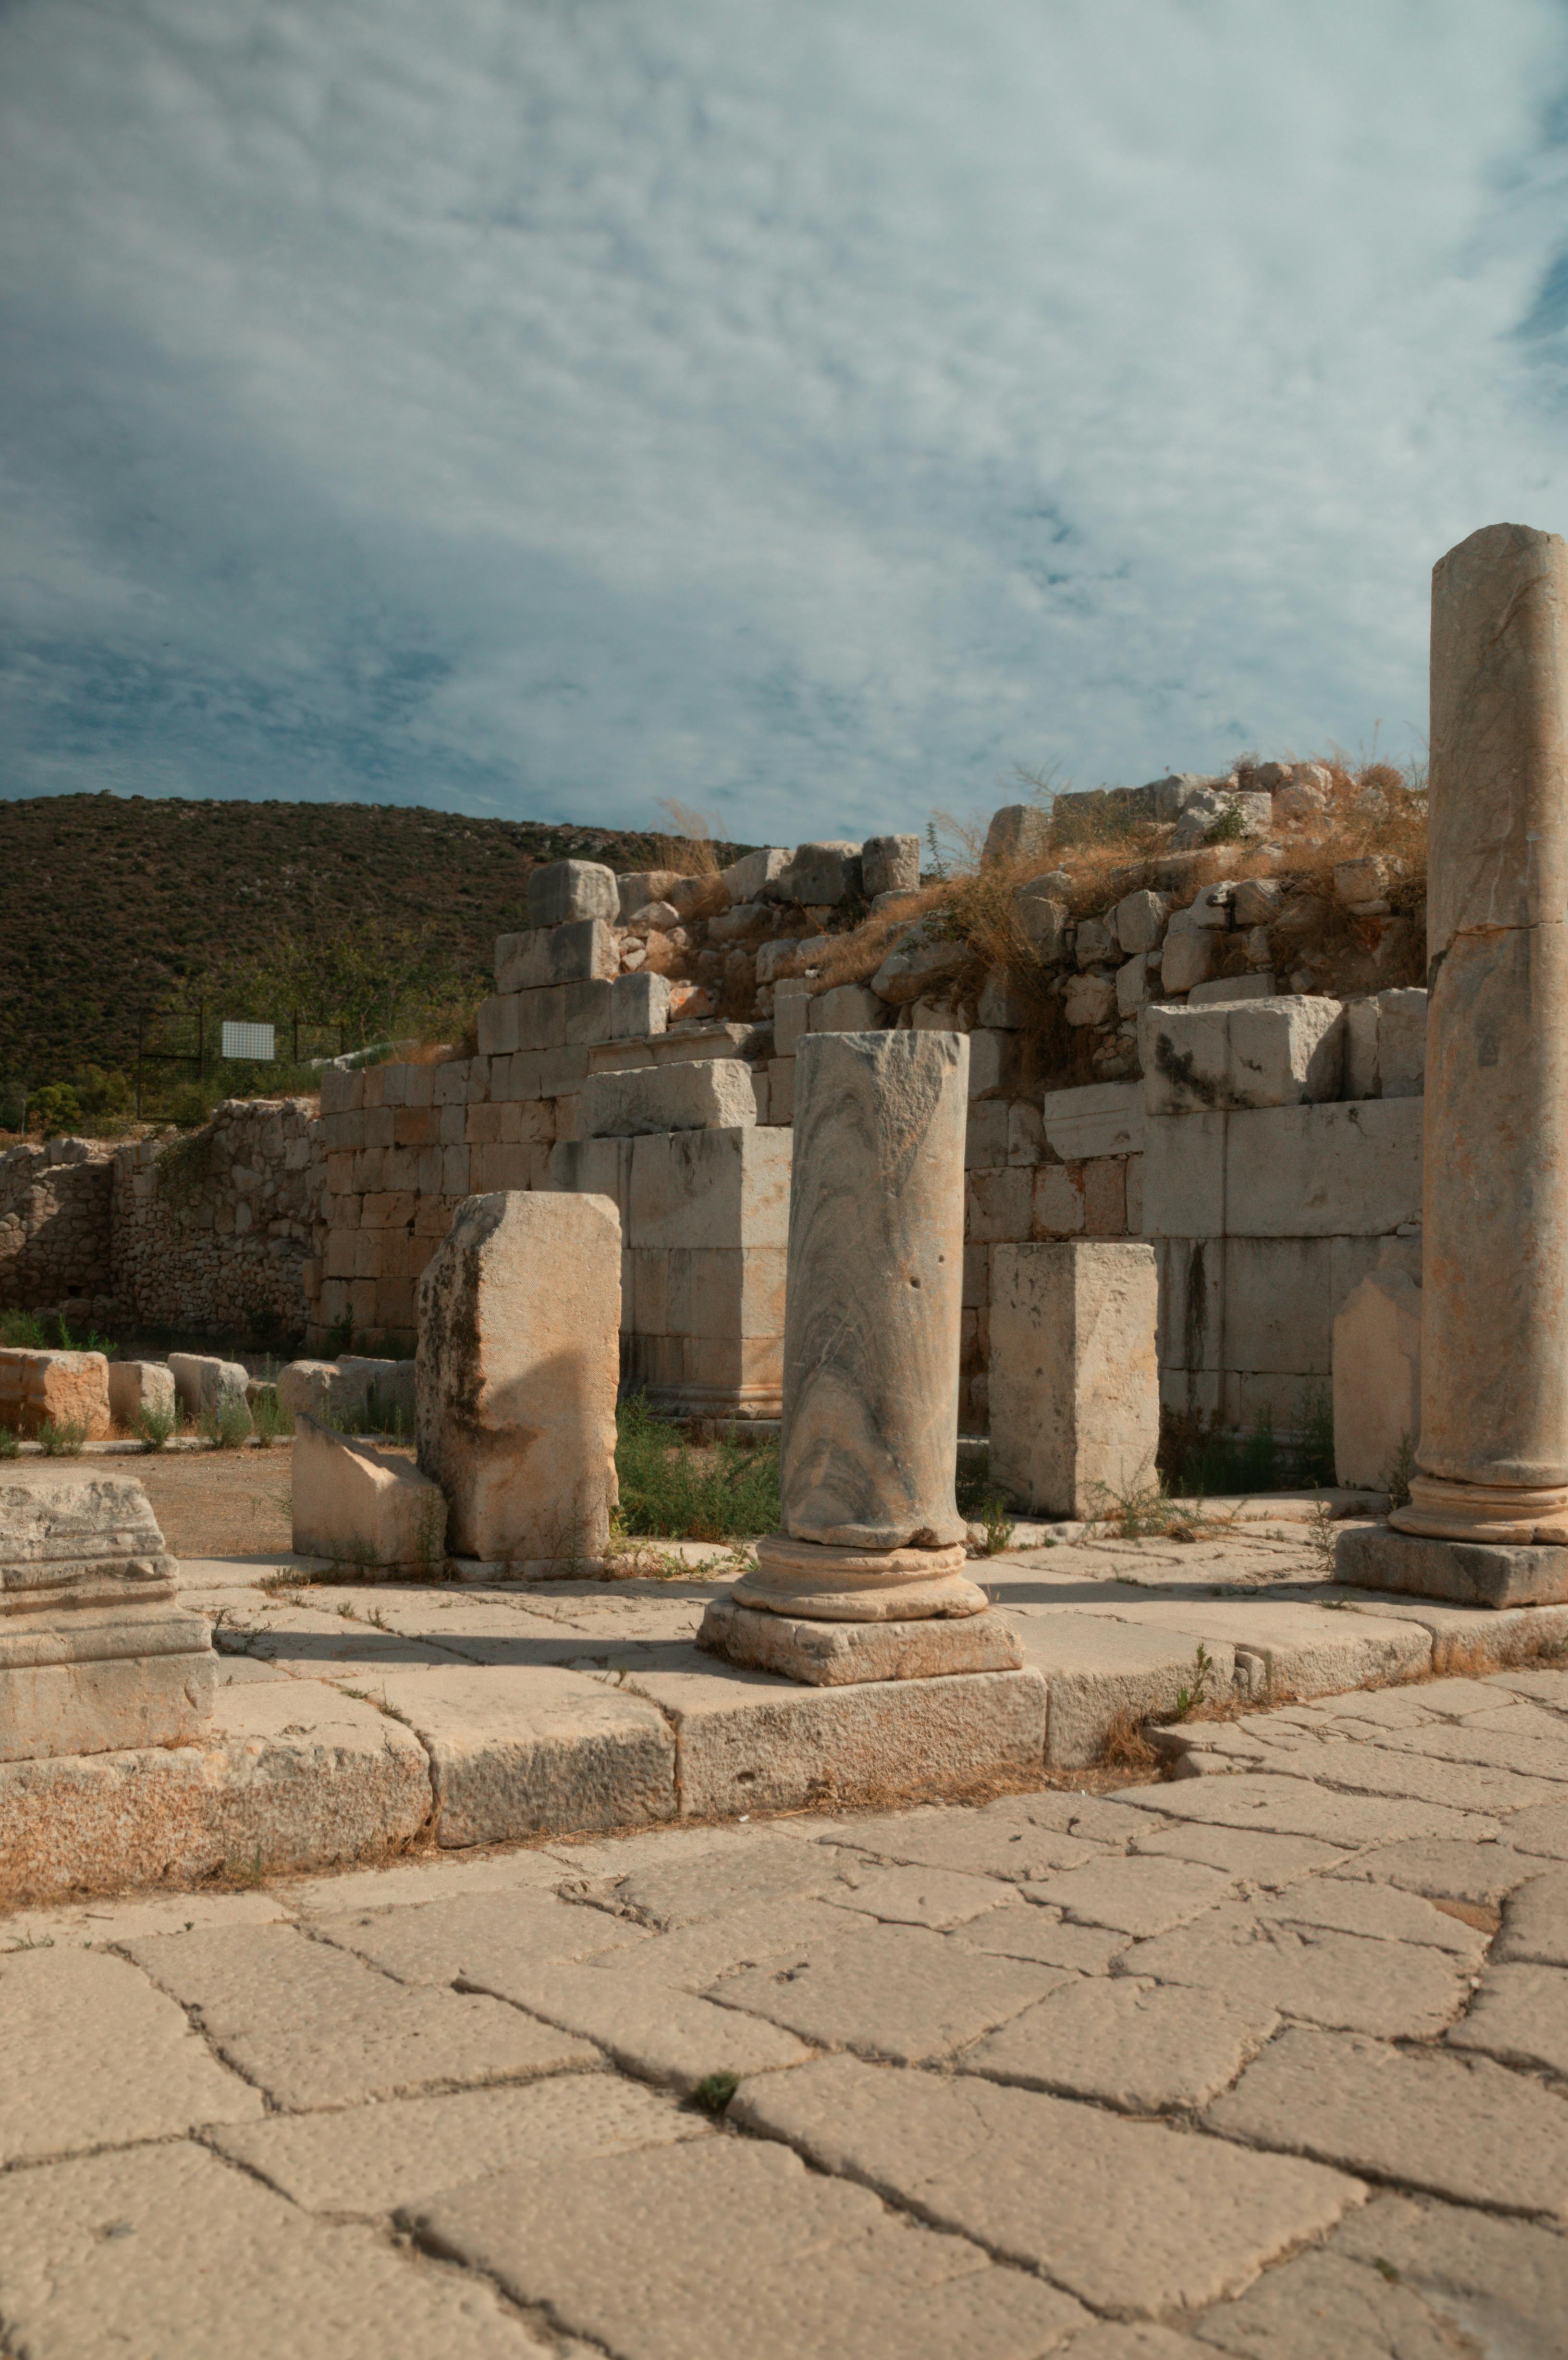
[{"x1": 654, "y1": 799, "x2": 722, "y2": 878}]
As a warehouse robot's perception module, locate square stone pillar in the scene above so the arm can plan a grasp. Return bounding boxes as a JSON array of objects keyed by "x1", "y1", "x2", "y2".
[
  {"x1": 698, "y1": 1031, "x2": 1021, "y2": 1683},
  {"x1": 989, "y1": 1241, "x2": 1159, "y2": 1519},
  {"x1": 417, "y1": 1191, "x2": 621, "y2": 1572},
  {"x1": 1, "y1": 1477, "x2": 215, "y2": 1761}
]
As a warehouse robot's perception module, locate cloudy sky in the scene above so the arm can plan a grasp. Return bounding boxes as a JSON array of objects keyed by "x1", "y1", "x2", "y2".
[{"x1": 3, "y1": 0, "x2": 1568, "y2": 842}]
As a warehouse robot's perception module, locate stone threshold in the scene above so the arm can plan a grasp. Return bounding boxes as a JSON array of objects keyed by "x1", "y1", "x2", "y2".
[{"x1": 6, "y1": 1538, "x2": 1568, "y2": 1906}]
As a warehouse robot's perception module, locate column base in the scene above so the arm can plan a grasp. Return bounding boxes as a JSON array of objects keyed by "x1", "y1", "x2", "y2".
[
  {"x1": 1336, "y1": 1522, "x2": 1568, "y2": 1609},
  {"x1": 731, "y1": 1532, "x2": 988, "y2": 1621},
  {"x1": 1391, "y1": 1473, "x2": 1568, "y2": 1545},
  {"x1": 696, "y1": 1595, "x2": 1024, "y2": 1685}
]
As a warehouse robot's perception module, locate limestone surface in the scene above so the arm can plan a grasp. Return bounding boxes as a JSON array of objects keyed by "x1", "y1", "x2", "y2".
[
  {"x1": 416, "y1": 1189, "x2": 621, "y2": 1564},
  {"x1": 106, "y1": 1358, "x2": 176, "y2": 1431},
  {"x1": 989, "y1": 1241, "x2": 1160, "y2": 1519},
  {"x1": 580, "y1": 1058, "x2": 757, "y2": 1137},
  {"x1": 1332, "y1": 1266, "x2": 1421, "y2": 1492},
  {"x1": 291, "y1": 1415, "x2": 446, "y2": 1574},
  {"x1": 0, "y1": 1347, "x2": 112, "y2": 1440},
  {"x1": 780, "y1": 1030, "x2": 968, "y2": 1550}
]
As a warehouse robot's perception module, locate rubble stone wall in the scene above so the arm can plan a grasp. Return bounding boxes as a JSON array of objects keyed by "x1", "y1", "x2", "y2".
[
  {"x1": 111, "y1": 1099, "x2": 324, "y2": 1340},
  {"x1": 0, "y1": 1139, "x2": 114, "y2": 1318}
]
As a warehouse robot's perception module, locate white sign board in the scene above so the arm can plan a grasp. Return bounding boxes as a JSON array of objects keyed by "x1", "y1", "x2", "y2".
[{"x1": 221, "y1": 1021, "x2": 275, "y2": 1062}]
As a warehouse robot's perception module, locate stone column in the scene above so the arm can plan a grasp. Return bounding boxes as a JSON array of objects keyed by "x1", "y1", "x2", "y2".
[
  {"x1": 698, "y1": 1030, "x2": 1021, "y2": 1682},
  {"x1": 1342, "y1": 522, "x2": 1568, "y2": 1606}
]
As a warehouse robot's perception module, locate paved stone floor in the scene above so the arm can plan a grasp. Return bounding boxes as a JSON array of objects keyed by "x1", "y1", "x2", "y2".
[{"x1": 4, "y1": 1661, "x2": 1568, "y2": 2356}]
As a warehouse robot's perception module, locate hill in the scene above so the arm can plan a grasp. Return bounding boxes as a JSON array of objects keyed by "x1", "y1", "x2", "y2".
[{"x1": 0, "y1": 795, "x2": 750, "y2": 1104}]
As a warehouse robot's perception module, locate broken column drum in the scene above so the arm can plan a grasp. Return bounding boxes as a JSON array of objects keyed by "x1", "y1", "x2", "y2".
[
  {"x1": 699, "y1": 1030, "x2": 1021, "y2": 1683},
  {"x1": 1339, "y1": 523, "x2": 1568, "y2": 1607}
]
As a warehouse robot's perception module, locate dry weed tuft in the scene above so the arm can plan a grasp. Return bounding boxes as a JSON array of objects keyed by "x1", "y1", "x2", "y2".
[{"x1": 654, "y1": 799, "x2": 722, "y2": 878}]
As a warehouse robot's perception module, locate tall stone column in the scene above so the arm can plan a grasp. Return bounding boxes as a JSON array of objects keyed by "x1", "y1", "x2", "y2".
[
  {"x1": 699, "y1": 1030, "x2": 1021, "y2": 1682},
  {"x1": 1342, "y1": 522, "x2": 1568, "y2": 1606}
]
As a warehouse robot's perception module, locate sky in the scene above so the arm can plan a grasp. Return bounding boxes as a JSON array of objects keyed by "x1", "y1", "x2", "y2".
[{"x1": 3, "y1": 0, "x2": 1568, "y2": 844}]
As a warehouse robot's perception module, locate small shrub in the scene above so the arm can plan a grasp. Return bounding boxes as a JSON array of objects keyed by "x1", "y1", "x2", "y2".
[
  {"x1": 37, "y1": 1418, "x2": 87, "y2": 1457},
  {"x1": 1385, "y1": 1430, "x2": 1415, "y2": 1511},
  {"x1": 0, "y1": 1426, "x2": 19, "y2": 1458},
  {"x1": 136, "y1": 1403, "x2": 177, "y2": 1451},
  {"x1": 199, "y1": 1397, "x2": 254, "y2": 1449},
  {"x1": 974, "y1": 1493, "x2": 1016, "y2": 1556},
  {"x1": 1204, "y1": 802, "x2": 1250, "y2": 845},
  {"x1": 250, "y1": 1388, "x2": 293, "y2": 1448},
  {"x1": 689, "y1": 2070, "x2": 740, "y2": 2114},
  {"x1": 0, "y1": 1311, "x2": 45, "y2": 1349},
  {"x1": 614, "y1": 1393, "x2": 781, "y2": 1541}
]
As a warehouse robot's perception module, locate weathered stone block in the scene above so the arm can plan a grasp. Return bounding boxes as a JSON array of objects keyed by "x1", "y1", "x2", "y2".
[
  {"x1": 1043, "y1": 1081, "x2": 1142, "y2": 1162},
  {"x1": 773, "y1": 978, "x2": 814, "y2": 1054},
  {"x1": 0, "y1": 1476, "x2": 214, "y2": 1761},
  {"x1": 869, "y1": 936, "x2": 965, "y2": 1005},
  {"x1": 808, "y1": 983, "x2": 888, "y2": 1033},
  {"x1": 1334, "y1": 1268, "x2": 1421, "y2": 1489},
  {"x1": 417, "y1": 1191, "x2": 621, "y2": 1564},
  {"x1": 167, "y1": 1353, "x2": 249, "y2": 1422},
  {"x1": 981, "y1": 805, "x2": 1053, "y2": 867},
  {"x1": 1225, "y1": 1100, "x2": 1422, "y2": 1236},
  {"x1": 0, "y1": 1351, "x2": 112, "y2": 1442},
  {"x1": 615, "y1": 868, "x2": 683, "y2": 921},
  {"x1": 1115, "y1": 888, "x2": 1170, "y2": 953},
  {"x1": 719, "y1": 847, "x2": 792, "y2": 902},
  {"x1": 291, "y1": 1415, "x2": 446, "y2": 1573},
  {"x1": 609, "y1": 971, "x2": 670, "y2": 1039},
  {"x1": 861, "y1": 835, "x2": 920, "y2": 897},
  {"x1": 547, "y1": 1135, "x2": 635, "y2": 1225},
  {"x1": 1140, "y1": 996, "x2": 1344, "y2": 1114},
  {"x1": 628, "y1": 1126, "x2": 791, "y2": 1252},
  {"x1": 106, "y1": 1361, "x2": 175, "y2": 1433},
  {"x1": 1336, "y1": 1523, "x2": 1568, "y2": 1608},
  {"x1": 494, "y1": 920, "x2": 616, "y2": 992},
  {"x1": 1187, "y1": 972, "x2": 1277, "y2": 1005},
  {"x1": 582, "y1": 1060, "x2": 758, "y2": 1138},
  {"x1": 527, "y1": 860, "x2": 618, "y2": 927},
  {"x1": 990, "y1": 1242, "x2": 1160, "y2": 1518},
  {"x1": 1012, "y1": 885, "x2": 1069, "y2": 960},
  {"x1": 776, "y1": 842, "x2": 863, "y2": 905}
]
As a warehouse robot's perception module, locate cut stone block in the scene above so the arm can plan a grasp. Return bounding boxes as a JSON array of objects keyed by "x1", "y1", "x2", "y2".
[
  {"x1": 1336, "y1": 1521, "x2": 1568, "y2": 1607},
  {"x1": 982, "y1": 803, "x2": 1054, "y2": 866},
  {"x1": 314, "y1": 1884, "x2": 650, "y2": 1985},
  {"x1": 0, "y1": 1676, "x2": 431, "y2": 1905},
  {"x1": 494, "y1": 917, "x2": 616, "y2": 990},
  {"x1": 1333, "y1": 1269, "x2": 1421, "y2": 1490},
  {"x1": 527, "y1": 858, "x2": 618, "y2": 926},
  {"x1": 609, "y1": 970, "x2": 670, "y2": 1037},
  {"x1": 720, "y1": 846, "x2": 792, "y2": 902},
  {"x1": 615, "y1": 867, "x2": 683, "y2": 920},
  {"x1": 410, "y1": 2135, "x2": 1086, "y2": 2360},
  {"x1": 1222, "y1": 1099, "x2": 1424, "y2": 1236},
  {"x1": 1042, "y1": 1080, "x2": 1142, "y2": 1161},
  {"x1": 732, "y1": 2052, "x2": 1364, "y2": 2321},
  {"x1": 698, "y1": 1596, "x2": 1022, "y2": 1684},
  {"x1": 0, "y1": 1475, "x2": 214, "y2": 1762},
  {"x1": 1186, "y1": 971, "x2": 1278, "y2": 1005},
  {"x1": 290, "y1": 1416, "x2": 446, "y2": 1575},
  {"x1": 861, "y1": 834, "x2": 920, "y2": 897},
  {"x1": 604, "y1": 1648, "x2": 1047, "y2": 1817},
  {"x1": 628, "y1": 1125, "x2": 791, "y2": 1253},
  {"x1": 106, "y1": 1359, "x2": 176, "y2": 1431},
  {"x1": 1008, "y1": 1614, "x2": 1237, "y2": 1770},
  {"x1": 1160, "y1": 920, "x2": 1214, "y2": 994},
  {"x1": 807, "y1": 982, "x2": 888, "y2": 1032},
  {"x1": 1140, "y1": 995, "x2": 1344, "y2": 1114},
  {"x1": 869, "y1": 935, "x2": 966, "y2": 1004},
  {"x1": 1115, "y1": 888, "x2": 1169, "y2": 953},
  {"x1": 367, "y1": 1664, "x2": 675, "y2": 1846},
  {"x1": 581, "y1": 1059, "x2": 757, "y2": 1138},
  {"x1": 417, "y1": 1190, "x2": 621, "y2": 1565},
  {"x1": 167, "y1": 1352, "x2": 249, "y2": 1420},
  {"x1": 989, "y1": 1241, "x2": 1160, "y2": 1519},
  {"x1": 0, "y1": 1348, "x2": 112, "y2": 1440},
  {"x1": 776, "y1": 840, "x2": 863, "y2": 903}
]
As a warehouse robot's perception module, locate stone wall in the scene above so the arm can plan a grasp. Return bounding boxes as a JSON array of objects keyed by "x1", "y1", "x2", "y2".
[
  {"x1": 0, "y1": 1139, "x2": 114, "y2": 1320},
  {"x1": 111, "y1": 1099, "x2": 324, "y2": 1339}
]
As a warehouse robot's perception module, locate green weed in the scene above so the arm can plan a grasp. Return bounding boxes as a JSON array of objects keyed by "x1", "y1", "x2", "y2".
[
  {"x1": 1171, "y1": 1642, "x2": 1216, "y2": 1720},
  {"x1": 689, "y1": 2071, "x2": 740, "y2": 2114},
  {"x1": 613, "y1": 1393, "x2": 780, "y2": 1542},
  {"x1": 249, "y1": 1388, "x2": 293, "y2": 1449},
  {"x1": 0, "y1": 1311, "x2": 45, "y2": 1349},
  {"x1": 135, "y1": 1404, "x2": 178, "y2": 1451},
  {"x1": 37, "y1": 1418, "x2": 87, "y2": 1457},
  {"x1": 0, "y1": 1426, "x2": 18, "y2": 1458},
  {"x1": 199, "y1": 1397, "x2": 254, "y2": 1449}
]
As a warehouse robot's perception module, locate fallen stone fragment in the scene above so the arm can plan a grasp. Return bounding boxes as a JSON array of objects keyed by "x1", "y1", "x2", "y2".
[
  {"x1": 732, "y1": 2051, "x2": 1364, "y2": 2319},
  {"x1": 290, "y1": 1415, "x2": 446, "y2": 1575}
]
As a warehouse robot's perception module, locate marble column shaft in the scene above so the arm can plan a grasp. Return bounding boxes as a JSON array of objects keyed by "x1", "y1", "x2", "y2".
[
  {"x1": 1394, "y1": 521, "x2": 1568, "y2": 1542},
  {"x1": 780, "y1": 1028, "x2": 968, "y2": 1551}
]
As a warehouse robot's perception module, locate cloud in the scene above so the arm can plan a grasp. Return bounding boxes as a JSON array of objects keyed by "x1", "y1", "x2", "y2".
[{"x1": 1, "y1": 0, "x2": 1567, "y2": 839}]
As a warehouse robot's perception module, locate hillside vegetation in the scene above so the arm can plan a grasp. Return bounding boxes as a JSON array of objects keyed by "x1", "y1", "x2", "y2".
[{"x1": 0, "y1": 794, "x2": 748, "y2": 1116}]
